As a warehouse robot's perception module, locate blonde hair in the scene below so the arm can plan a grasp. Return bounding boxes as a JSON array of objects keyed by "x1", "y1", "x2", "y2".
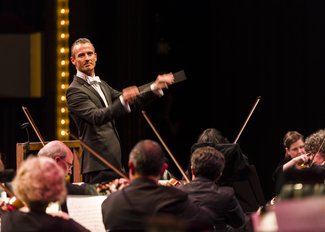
[{"x1": 12, "y1": 156, "x2": 67, "y2": 208}]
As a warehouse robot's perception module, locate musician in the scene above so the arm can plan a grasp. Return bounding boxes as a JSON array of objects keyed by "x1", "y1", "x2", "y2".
[
  {"x1": 304, "y1": 129, "x2": 325, "y2": 166},
  {"x1": 190, "y1": 128, "x2": 250, "y2": 183},
  {"x1": 178, "y1": 146, "x2": 247, "y2": 232},
  {"x1": 1, "y1": 156, "x2": 90, "y2": 232},
  {"x1": 188, "y1": 128, "x2": 263, "y2": 213},
  {"x1": 274, "y1": 129, "x2": 325, "y2": 199},
  {"x1": 38, "y1": 140, "x2": 98, "y2": 213},
  {"x1": 66, "y1": 37, "x2": 174, "y2": 184},
  {"x1": 101, "y1": 139, "x2": 215, "y2": 232},
  {"x1": 272, "y1": 131, "x2": 309, "y2": 194}
]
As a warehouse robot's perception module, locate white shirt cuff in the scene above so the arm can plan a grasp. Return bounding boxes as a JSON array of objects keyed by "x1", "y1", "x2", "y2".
[
  {"x1": 119, "y1": 95, "x2": 131, "y2": 112},
  {"x1": 150, "y1": 83, "x2": 164, "y2": 96}
]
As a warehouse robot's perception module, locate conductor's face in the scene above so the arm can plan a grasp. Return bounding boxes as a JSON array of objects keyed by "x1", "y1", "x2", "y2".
[{"x1": 70, "y1": 42, "x2": 97, "y2": 76}]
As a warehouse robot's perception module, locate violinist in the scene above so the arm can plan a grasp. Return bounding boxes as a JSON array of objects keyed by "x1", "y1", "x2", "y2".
[
  {"x1": 101, "y1": 139, "x2": 215, "y2": 232},
  {"x1": 1, "y1": 156, "x2": 90, "y2": 232},
  {"x1": 272, "y1": 131, "x2": 309, "y2": 195},
  {"x1": 178, "y1": 146, "x2": 247, "y2": 232},
  {"x1": 304, "y1": 129, "x2": 325, "y2": 167},
  {"x1": 273, "y1": 129, "x2": 325, "y2": 200},
  {"x1": 188, "y1": 128, "x2": 259, "y2": 213},
  {"x1": 190, "y1": 128, "x2": 250, "y2": 184}
]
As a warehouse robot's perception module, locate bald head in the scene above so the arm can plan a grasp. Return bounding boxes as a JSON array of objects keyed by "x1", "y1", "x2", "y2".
[
  {"x1": 38, "y1": 140, "x2": 74, "y2": 176},
  {"x1": 129, "y1": 140, "x2": 167, "y2": 178}
]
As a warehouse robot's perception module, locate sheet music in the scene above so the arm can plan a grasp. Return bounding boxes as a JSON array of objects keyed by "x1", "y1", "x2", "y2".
[{"x1": 67, "y1": 195, "x2": 107, "y2": 232}]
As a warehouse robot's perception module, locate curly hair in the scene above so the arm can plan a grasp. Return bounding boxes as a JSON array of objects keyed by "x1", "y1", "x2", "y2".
[
  {"x1": 305, "y1": 129, "x2": 325, "y2": 155},
  {"x1": 12, "y1": 156, "x2": 67, "y2": 210}
]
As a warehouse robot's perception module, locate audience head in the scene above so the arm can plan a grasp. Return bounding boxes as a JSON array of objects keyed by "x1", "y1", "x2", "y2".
[
  {"x1": 128, "y1": 140, "x2": 168, "y2": 180},
  {"x1": 283, "y1": 131, "x2": 305, "y2": 158},
  {"x1": 38, "y1": 140, "x2": 74, "y2": 176},
  {"x1": 191, "y1": 146, "x2": 225, "y2": 181},
  {"x1": 197, "y1": 128, "x2": 229, "y2": 144},
  {"x1": 12, "y1": 156, "x2": 67, "y2": 211}
]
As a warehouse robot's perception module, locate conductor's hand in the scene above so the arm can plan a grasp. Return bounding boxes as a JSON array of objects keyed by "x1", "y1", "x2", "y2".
[
  {"x1": 122, "y1": 86, "x2": 140, "y2": 104},
  {"x1": 153, "y1": 72, "x2": 174, "y2": 91}
]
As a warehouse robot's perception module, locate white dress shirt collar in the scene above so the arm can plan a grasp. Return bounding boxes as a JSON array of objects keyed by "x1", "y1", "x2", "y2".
[{"x1": 76, "y1": 70, "x2": 101, "y2": 85}]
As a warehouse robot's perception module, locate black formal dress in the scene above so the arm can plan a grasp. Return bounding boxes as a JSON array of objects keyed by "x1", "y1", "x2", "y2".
[{"x1": 101, "y1": 177, "x2": 215, "y2": 232}]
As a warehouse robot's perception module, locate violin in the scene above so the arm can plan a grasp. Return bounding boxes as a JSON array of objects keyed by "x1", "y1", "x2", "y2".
[
  {"x1": 294, "y1": 152, "x2": 314, "y2": 169},
  {"x1": 0, "y1": 181, "x2": 25, "y2": 215},
  {"x1": 96, "y1": 178, "x2": 130, "y2": 195},
  {"x1": 7, "y1": 196, "x2": 24, "y2": 210},
  {"x1": 158, "y1": 178, "x2": 187, "y2": 187},
  {"x1": 0, "y1": 196, "x2": 25, "y2": 213}
]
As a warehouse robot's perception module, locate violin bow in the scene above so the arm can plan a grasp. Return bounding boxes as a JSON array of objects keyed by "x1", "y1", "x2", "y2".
[
  {"x1": 141, "y1": 110, "x2": 190, "y2": 183},
  {"x1": 21, "y1": 106, "x2": 45, "y2": 146},
  {"x1": 233, "y1": 96, "x2": 261, "y2": 144},
  {"x1": 68, "y1": 132, "x2": 129, "y2": 180},
  {"x1": 0, "y1": 181, "x2": 14, "y2": 198}
]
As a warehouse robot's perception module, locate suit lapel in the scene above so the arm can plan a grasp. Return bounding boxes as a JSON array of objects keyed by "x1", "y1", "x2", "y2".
[
  {"x1": 98, "y1": 82, "x2": 112, "y2": 105},
  {"x1": 75, "y1": 76, "x2": 108, "y2": 107}
]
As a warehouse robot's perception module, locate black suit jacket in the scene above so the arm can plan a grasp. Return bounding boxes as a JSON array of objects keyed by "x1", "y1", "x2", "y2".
[
  {"x1": 1, "y1": 210, "x2": 90, "y2": 232},
  {"x1": 66, "y1": 76, "x2": 159, "y2": 175},
  {"x1": 101, "y1": 177, "x2": 215, "y2": 231},
  {"x1": 178, "y1": 177, "x2": 246, "y2": 231}
]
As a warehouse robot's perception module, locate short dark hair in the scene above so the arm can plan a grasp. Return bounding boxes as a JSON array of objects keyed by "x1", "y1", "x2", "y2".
[
  {"x1": 129, "y1": 140, "x2": 165, "y2": 176},
  {"x1": 191, "y1": 146, "x2": 225, "y2": 180}
]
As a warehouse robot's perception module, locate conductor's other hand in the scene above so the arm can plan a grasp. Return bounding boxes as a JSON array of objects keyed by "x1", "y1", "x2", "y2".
[
  {"x1": 122, "y1": 86, "x2": 140, "y2": 104},
  {"x1": 153, "y1": 72, "x2": 174, "y2": 91}
]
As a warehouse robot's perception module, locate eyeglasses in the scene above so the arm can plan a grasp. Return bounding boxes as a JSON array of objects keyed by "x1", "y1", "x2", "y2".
[{"x1": 60, "y1": 157, "x2": 73, "y2": 170}]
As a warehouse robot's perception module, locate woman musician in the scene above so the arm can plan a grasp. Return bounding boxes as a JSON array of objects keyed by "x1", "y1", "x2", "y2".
[{"x1": 271, "y1": 129, "x2": 325, "y2": 204}]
